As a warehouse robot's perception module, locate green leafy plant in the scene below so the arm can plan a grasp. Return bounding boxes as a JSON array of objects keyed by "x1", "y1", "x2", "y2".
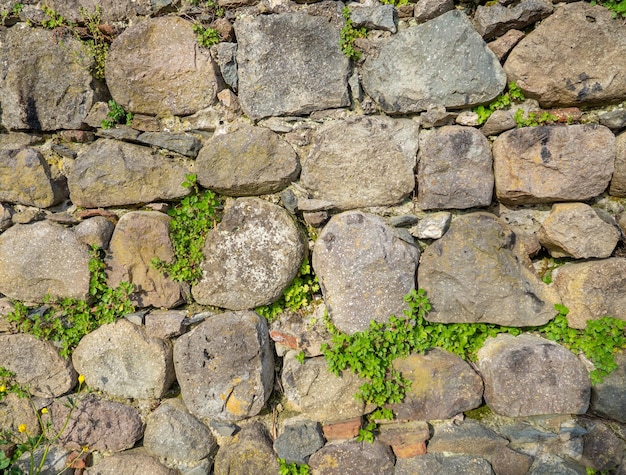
[
  {"x1": 192, "y1": 23, "x2": 220, "y2": 48},
  {"x1": 514, "y1": 108, "x2": 559, "y2": 128},
  {"x1": 76, "y1": 6, "x2": 110, "y2": 80},
  {"x1": 101, "y1": 100, "x2": 133, "y2": 129},
  {"x1": 538, "y1": 257, "x2": 568, "y2": 285},
  {"x1": 340, "y1": 7, "x2": 366, "y2": 61},
  {"x1": 378, "y1": 0, "x2": 410, "y2": 6},
  {"x1": 41, "y1": 5, "x2": 67, "y2": 29},
  {"x1": 152, "y1": 174, "x2": 221, "y2": 285},
  {"x1": 591, "y1": 0, "x2": 626, "y2": 17},
  {"x1": 0, "y1": 3, "x2": 23, "y2": 24},
  {"x1": 473, "y1": 81, "x2": 526, "y2": 125},
  {"x1": 295, "y1": 350, "x2": 306, "y2": 364},
  {"x1": 278, "y1": 459, "x2": 310, "y2": 475}
]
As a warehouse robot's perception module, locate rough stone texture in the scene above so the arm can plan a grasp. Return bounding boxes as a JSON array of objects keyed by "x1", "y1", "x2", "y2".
[
  {"x1": 0, "y1": 392, "x2": 41, "y2": 438},
  {"x1": 312, "y1": 211, "x2": 419, "y2": 334},
  {"x1": 417, "y1": 212, "x2": 557, "y2": 326},
  {"x1": 105, "y1": 16, "x2": 220, "y2": 115},
  {"x1": 86, "y1": 449, "x2": 177, "y2": 475},
  {"x1": 173, "y1": 311, "x2": 274, "y2": 422},
  {"x1": 413, "y1": 0, "x2": 454, "y2": 23},
  {"x1": 211, "y1": 42, "x2": 238, "y2": 91},
  {"x1": 273, "y1": 419, "x2": 325, "y2": 465},
  {"x1": 281, "y1": 351, "x2": 375, "y2": 424},
  {"x1": 538, "y1": 203, "x2": 620, "y2": 259},
  {"x1": 361, "y1": 10, "x2": 506, "y2": 114},
  {"x1": 307, "y1": 440, "x2": 395, "y2": 475},
  {"x1": 0, "y1": 25, "x2": 95, "y2": 131},
  {"x1": 553, "y1": 258, "x2": 626, "y2": 329},
  {"x1": 213, "y1": 423, "x2": 280, "y2": 475},
  {"x1": 192, "y1": 198, "x2": 306, "y2": 309},
  {"x1": 144, "y1": 398, "x2": 217, "y2": 464},
  {"x1": 68, "y1": 139, "x2": 191, "y2": 208},
  {"x1": 487, "y1": 29, "x2": 525, "y2": 61},
  {"x1": 600, "y1": 110, "x2": 626, "y2": 130},
  {"x1": 302, "y1": 117, "x2": 418, "y2": 208},
  {"x1": 493, "y1": 125, "x2": 615, "y2": 204},
  {"x1": 73, "y1": 216, "x2": 116, "y2": 249},
  {"x1": 0, "y1": 148, "x2": 67, "y2": 208},
  {"x1": 427, "y1": 419, "x2": 509, "y2": 458},
  {"x1": 376, "y1": 421, "x2": 429, "y2": 458},
  {"x1": 72, "y1": 319, "x2": 175, "y2": 400},
  {"x1": 136, "y1": 132, "x2": 202, "y2": 158},
  {"x1": 144, "y1": 309, "x2": 187, "y2": 340},
  {"x1": 504, "y1": 2, "x2": 626, "y2": 108},
  {"x1": 394, "y1": 453, "x2": 494, "y2": 475},
  {"x1": 0, "y1": 220, "x2": 90, "y2": 302},
  {"x1": 408, "y1": 212, "x2": 451, "y2": 240},
  {"x1": 349, "y1": 4, "x2": 397, "y2": 33},
  {"x1": 0, "y1": 203, "x2": 12, "y2": 232},
  {"x1": 14, "y1": 445, "x2": 74, "y2": 475},
  {"x1": 417, "y1": 126, "x2": 493, "y2": 210},
  {"x1": 491, "y1": 446, "x2": 535, "y2": 475},
  {"x1": 50, "y1": 394, "x2": 143, "y2": 452},
  {"x1": 527, "y1": 454, "x2": 587, "y2": 475},
  {"x1": 609, "y1": 131, "x2": 626, "y2": 197},
  {"x1": 235, "y1": 12, "x2": 350, "y2": 119},
  {"x1": 590, "y1": 350, "x2": 626, "y2": 423},
  {"x1": 477, "y1": 333, "x2": 591, "y2": 417},
  {"x1": 105, "y1": 211, "x2": 183, "y2": 308},
  {"x1": 387, "y1": 349, "x2": 483, "y2": 421},
  {"x1": 43, "y1": 0, "x2": 152, "y2": 22},
  {"x1": 300, "y1": 116, "x2": 419, "y2": 210},
  {"x1": 473, "y1": 0, "x2": 553, "y2": 41},
  {"x1": 196, "y1": 122, "x2": 300, "y2": 196},
  {"x1": 579, "y1": 419, "x2": 625, "y2": 472}
]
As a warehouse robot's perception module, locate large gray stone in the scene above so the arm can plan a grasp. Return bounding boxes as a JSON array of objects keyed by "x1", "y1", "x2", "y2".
[
  {"x1": 235, "y1": 12, "x2": 350, "y2": 119},
  {"x1": 213, "y1": 423, "x2": 280, "y2": 475},
  {"x1": 273, "y1": 419, "x2": 324, "y2": 465},
  {"x1": 106, "y1": 16, "x2": 220, "y2": 116},
  {"x1": 591, "y1": 350, "x2": 626, "y2": 423},
  {"x1": 312, "y1": 211, "x2": 419, "y2": 334},
  {"x1": 68, "y1": 139, "x2": 191, "y2": 208},
  {"x1": 86, "y1": 449, "x2": 177, "y2": 475},
  {"x1": 192, "y1": 198, "x2": 306, "y2": 309},
  {"x1": 493, "y1": 125, "x2": 615, "y2": 204},
  {"x1": 417, "y1": 212, "x2": 557, "y2": 326},
  {"x1": 477, "y1": 333, "x2": 591, "y2": 417},
  {"x1": 173, "y1": 311, "x2": 274, "y2": 422},
  {"x1": 308, "y1": 441, "x2": 395, "y2": 475},
  {"x1": 42, "y1": 0, "x2": 152, "y2": 22},
  {"x1": 0, "y1": 220, "x2": 90, "y2": 302},
  {"x1": 504, "y1": 2, "x2": 626, "y2": 108},
  {"x1": 395, "y1": 453, "x2": 494, "y2": 475},
  {"x1": 428, "y1": 419, "x2": 509, "y2": 458},
  {"x1": 361, "y1": 10, "x2": 506, "y2": 114},
  {"x1": 300, "y1": 116, "x2": 419, "y2": 210},
  {"x1": 474, "y1": 0, "x2": 553, "y2": 40}
]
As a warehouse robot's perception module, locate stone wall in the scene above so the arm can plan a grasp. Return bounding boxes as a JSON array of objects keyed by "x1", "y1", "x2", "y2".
[{"x1": 1, "y1": 0, "x2": 626, "y2": 473}]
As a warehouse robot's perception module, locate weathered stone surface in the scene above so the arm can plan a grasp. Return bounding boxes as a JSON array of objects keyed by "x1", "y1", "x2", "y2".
[
  {"x1": 609, "y1": 131, "x2": 626, "y2": 197},
  {"x1": 106, "y1": 211, "x2": 183, "y2": 308},
  {"x1": 493, "y1": 125, "x2": 615, "y2": 204},
  {"x1": 0, "y1": 25, "x2": 95, "y2": 131},
  {"x1": 300, "y1": 116, "x2": 418, "y2": 210},
  {"x1": 235, "y1": 12, "x2": 350, "y2": 119},
  {"x1": 474, "y1": 0, "x2": 553, "y2": 41},
  {"x1": 417, "y1": 126, "x2": 493, "y2": 210},
  {"x1": 408, "y1": 212, "x2": 451, "y2": 240},
  {"x1": 144, "y1": 398, "x2": 217, "y2": 464},
  {"x1": 527, "y1": 454, "x2": 587, "y2": 475},
  {"x1": 600, "y1": 110, "x2": 626, "y2": 131},
  {"x1": 14, "y1": 445, "x2": 74, "y2": 475},
  {"x1": 477, "y1": 333, "x2": 591, "y2": 417},
  {"x1": 43, "y1": 0, "x2": 152, "y2": 22},
  {"x1": 308, "y1": 440, "x2": 395, "y2": 475},
  {"x1": 361, "y1": 10, "x2": 506, "y2": 114},
  {"x1": 579, "y1": 419, "x2": 625, "y2": 472},
  {"x1": 281, "y1": 351, "x2": 375, "y2": 424},
  {"x1": 106, "y1": 16, "x2": 220, "y2": 115},
  {"x1": 72, "y1": 319, "x2": 175, "y2": 399},
  {"x1": 0, "y1": 220, "x2": 90, "y2": 302},
  {"x1": 387, "y1": 349, "x2": 483, "y2": 421},
  {"x1": 395, "y1": 453, "x2": 494, "y2": 475},
  {"x1": 213, "y1": 423, "x2": 280, "y2": 475},
  {"x1": 68, "y1": 139, "x2": 191, "y2": 208},
  {"x1": 418, "y1": 212, "x2": 557, "y2": 326},
  {"x1": 487, "y1": 29, "x2": 525, "y2": 61},
  {"x1": 0, "y1": 148, "x2": 67, "y2": 208},
  {"x1": 0, "y1": 203, "x2": 12, "y2": 232},
  {"x1": 50, "y1": 394, "x2": 143, "y2": 452},
  {"x1": 376, "y1": 421, "x2": 429, "y2": 458},
  {"x1": 136, "y1": 132, "x2": 202, "y2": 158},
  {"x1": 0, "y1": 333, "x2": 77, "y2": 398},
  {"x1": 192, "y1": 198, "x2": 305, "y2": 309},
  {"x1": 491, "y1": 446, "x2": 534, "y2": 475},
  {"x1": 428, "y1": 419, "x2": 509, "y2": 458},
  {"x1": 86, "y1": 449, "x2": 177, "y2": 475},
  {"x1": 273, "y1": 419, "x2": 325, "y2": 465},
  {"x1": 553, "y1": 258, "x2": 626, "y2": 329},
  {"x1": 73, "y1": 216, "x2": 116, "y2": 249},
  {"x1": 504, "y1": 2, "x2": 626, "y2": 108},
  {"x1": 313, "y1": 211, "x2": 419, "y2": 334},
  {"x1": 211, "y1": 42, "x2": 238, "y2": 91},
  {"x1": 591, "y1": 350, "x2": 626, "y2": 423},
  {"x1": 538, "y1": 203, "x2": 620, "y2": 259},
  {"x1": 196, "y1": 123, "x2": 300, "y2": 196},
  {"x1": 0, "y1": 392, "x2": 41, "y2": 438},
  {"x1": 173, "y1": 311, "x2": 274, "y2": 422},
  {"x1": 413, "y1": 0, "x2": 454, "y2": 23},
  {"x1": 144, "y1": 309, "x2": 187, "y2": 340},
  {"x1": 349, "y1": 4, "x2": 397, "y2": 33}
]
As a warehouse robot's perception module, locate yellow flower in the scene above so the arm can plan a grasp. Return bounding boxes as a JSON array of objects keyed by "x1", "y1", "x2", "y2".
[
  {"x1": 0, "y1": 384, "x2": 6, "y2": 392},
  {"x1": 78, "y1": 375, "x2": 85, "y2": 385},
  {"x1": 18, "y1": 423, "x2": 27, "y2": 433},
  {"x1": 41, "y1": 408, "x2": 48, "y2": 414}
]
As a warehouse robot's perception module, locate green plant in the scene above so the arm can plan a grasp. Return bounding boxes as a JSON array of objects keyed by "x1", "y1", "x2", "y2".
[
  {"x1": 591, "y1": 0, "x2": 626, "y2": 17},
  {"x1": 41, "y1": 5, "x2": 67, "y2": 29},
  {"x1": 378, "y1": 0, "x2": 410, "y2": 6},
  {"x1": 473, "y1": 81, "x2": 526, "y2": 125},
  {"x1": 538, "y1": 257, "x2": 568, "y2": 284},
  {"x1": 192, "y1": 23, "x2": 220, "y2": 48},
  {"x1": 151, "y1": 174, "x2": 221, "y2": 285},
  {"x1": 514, "y1": 108, "x2": 559, "y2": 128},
  {"x1": 0, "y1": 3, "x2": 23, "y2": 24},
  {"x1": 0, "y1": 368, "x2": 28, "y2": 402},
  {"x1": 340, "y1": 7, "x2": 366, "y2": 61},
  {"x1": 278, "y1": 459, "x2": 310, "y2": 475},
  {"x1": 7, "y1": 247, "x2": 134, "y2": 359},
  {"x1": 295, "y1": 351, "x2": 306, "y2": 364},
  {"x1": 77, "y1": 6, "x2": 110, "y2": 80},
  {"x1": 101, "y1": 100, "x2": 133, "y2": 129}
]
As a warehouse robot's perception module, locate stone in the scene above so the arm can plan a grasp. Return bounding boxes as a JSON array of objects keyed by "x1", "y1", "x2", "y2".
[
  {"x1": 417, "y1": 126, "x2": 494, "y2": 210},
  {"x1": 68, "y1": 139, "x2": 191, "y2": 208},
  {"x1": 173, "y1": 311, "x2": 274, "y2": 422},
  {"x1": 300, "y1": 116, "x2": 419, "y2": 210},
  {"x1": 481, "y1": 109, "x2": 517, "y2": 136},
  {"x1": 73, "y1": 216, "x2": 116, "y2": 249},
  {"x1": 0, "y1": 132, "x2": 45, "y2": 150},
  {"x1": 455, "y1": 111, "x2": 480, "y2": 126},
  {"x1": 195, "y1": 122, "x2": 300, "y2": 196},
  {"x1": 376, "y1": 420, "x2": 430, "y2": 457},
  {"x1": 590, "y1": 350, "x2": 626, "y2": 423},
  {"x1": 14, "y1": 445, "x2": 74, "y2": 475},
  {"x1": 428, "y1": 419, "x2": 509, "y2": 458},
  {"x1": 192, "y1": 198, "x2": 306, "y2": 309},
  {"x1": 504, "y1": 2, "x2": 626, "y2": 108},
  {"x1": 394, "y1": 453, "x2": 494, "y2": 475},
  {"x1": 477, "y1": 333, "x2": 591, "y2": 417},
  {"x1": 105, "y1": 211, "x2": 183, "y2": 308},
  {"x1": 72, "y1": 319, "x2": 175, "y2": 400},
  {"x1": 0, "y1": 148, "x2": 67, "y2": 208},
  {"x1": 538, "y1": 203, "x2": 620, "y2": 259},
  {"x1": 235, "y1": 12, "x2": 350, "y2": 119},
  {"x1": 273, "y1": 419, "x2": 325, "y2": 465},
  {"x1": 42, "y1": 0, "x2": 152, "y2": 23},
  {"x1": 487, "y1": 29, "x2": 525, "y2": 61},
  {"x1": 312, "y1": 211, "x2": 419, "y2": 334},
  {"x1": 144, "y1": 310, "x2": 187, "y2": 340},
  {"x1": 0, "y1": 203, "x2": 12, "y2": 232},
  {"x1": 579, "y1": 419, "x2": 625, "y2": 472},
  {"x1": 322, "y1": 417, "x2": 362, "y2": 441},
  {"x1": 553, "y1": 258, "x2": 626, "y2": 329},
  {"x1": 473, "y1": 0, "x2": 553, "y2": 41},
  {"x1": 0, "y1": 220, "x2": 90, "y2": 302},
  {"x1": 0, "y1": 393, "x2": 41, "y2": 440},
  {"x1": 361, "y1": 10, "x2": 506, "y2": 114},
  {"x1": 408, "y1": 212, "x2": 451, "y2": 240},
  {"x1": 609, "y1": 132, "x2": 626, "y2": 197},
  {"x1": 144, "y1": 398, "x2": 217, "y2": 464},
  {"x1": 349, "y1": 4, "x2": 397, "y2": 33},
  {"x1": 213, "y1": 423, "x2": 280, "y2": 475},
  {"x1": 600, "y1": 110, "x2": 626, "y2": 130},
  {"x1": 491, "y1": 446, "x2": 534, "y2": 475},
  {"x1": 105, "y1": 16, "x2": 220, "y2": 115},
  {"x1": 0, "y1": 25, "x2": 95, "y2": 131},
  {"x1": 527, "y1": 454, "x2": 587, "y2": 475},
  {"x1": 413, "y1": 0, "x2": 454, "y2": 23},
  {"x1": 493, "y1": 125, "x2": 615, "y2": 204},
  {"x1": 211, "y1": 42, "x2": 238, "y2": 91},
  {"x1": 136, "y1": 132, "x2": 202, "y2": 158},
  {"x1": 387, "y1": 349, "x2": 483, "y2": 421},
  {"x1": 308, "y1": 441, "x2": 395, "y2": 475},
  {"x1": 86, "y1": 449, "x2": 177, "y2": 475},
  {"x1": 418, "y1": 212, "x2": 557, "y2": 326}
]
